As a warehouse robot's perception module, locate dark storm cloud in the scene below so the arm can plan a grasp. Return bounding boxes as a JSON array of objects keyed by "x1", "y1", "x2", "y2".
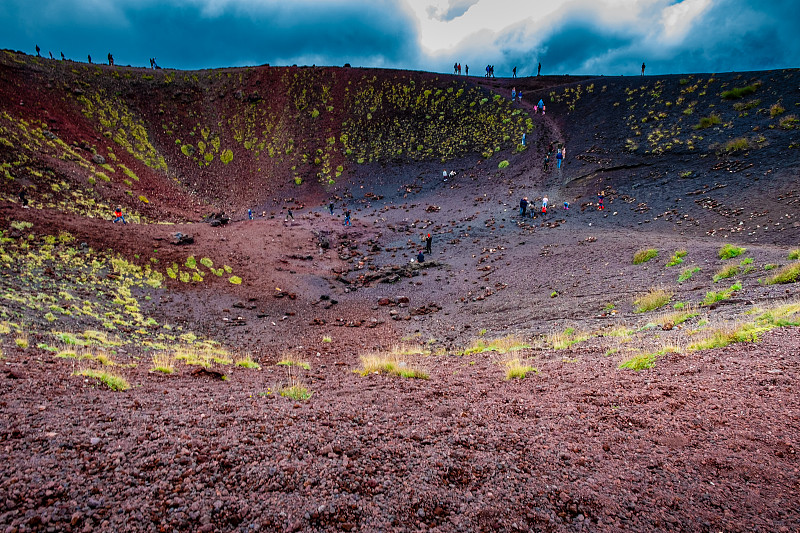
[
  {"x1": 426, "y1": 0, "x2": 480, "y2": 22},
  {"x1": 660, "y1": 0, "x2": 800, "y2": 73},
  {"x1": 0, "y1": 0, "x2": 421, "y2": 70}
]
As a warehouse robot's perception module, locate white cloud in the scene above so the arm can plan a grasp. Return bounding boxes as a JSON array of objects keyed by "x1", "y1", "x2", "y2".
[{"x1": 659, "y1": 0, "x2": 712, "y2": 42}]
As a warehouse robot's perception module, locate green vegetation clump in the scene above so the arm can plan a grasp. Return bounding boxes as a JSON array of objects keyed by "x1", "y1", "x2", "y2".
[
  {"x1": 770, "y1": 103, "x2": 785, "y2": 117},
  {"x1": 77, "y1": 92, "x2": 167, "y2": 171},
  {"x1": 721, "y1": 137, "x2": 750, "y2": 153},
  {"x1": 618, "y1": 353, "x2": 656, "y2": 371},
  {"x1": 713, "y1": 264, "x2": 739, "y2": 282},
  {"x1": 721, "y1": 83, "x2": 760, "y2": 100},
  {"x1": 235, "y1": 356, "x2": 260, "y2": 369},
  {"x1": 733, "y1": 99, "x2": 761, "y2": 112},
  {"x1": 788, "y1": 249, "x2": 800, "y2": 260},
  {"x1": 220, "y1": 149, "x2": 234, "y2": 164},
  {"x1": 703, "y1": 281, "x2": 742, "y2": 305},
  {"x1": 280, "y1": 383, "x2": 312, "y2": 401},
  {"x1": 666, "y1": 250, "x2": 687, "y2": 267},
  {"x1": 719, "y1": 244, "x2": 746, "y2": 259},
  {"x1": 75, "y1": 368, "x2": 130, "y2": 391},
  {"x1": 504, "y1": 359, "x2": 538, "y2": 380},
  {"x1": 633, "y1": 248, "x2": 658, "y2": 265},
  {"x1": 779, "y1": 115, "x2": 799, "y2": 130},
  {"x1": 694, "y1": 113, "x2": 721, "y2": 129},
  {"x1": 763, "y1": 263, "x2": 800, "y2": 285},
  {"x1": 498, "y1": 160, "x2": 509, "y2": 169}
]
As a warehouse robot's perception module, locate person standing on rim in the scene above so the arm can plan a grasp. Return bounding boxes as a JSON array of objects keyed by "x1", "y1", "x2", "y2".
[
  {"x1": 425, "y1": 233, "x2": 432, "y2": 254},
  {"x1": 512, "y1": 66, "x2": 517, "y2": 78},
  {"x1": 538, "y1": 62, "x2": 541, "y2": 76},
  {"x1": 641, "y1": 62, "x2": 646, "y2": 76}
]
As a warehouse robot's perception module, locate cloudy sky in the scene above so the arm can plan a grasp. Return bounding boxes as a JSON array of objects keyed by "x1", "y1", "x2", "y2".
[{"x1": 2, "y1": 0, "x2": 798, "y2": 75}]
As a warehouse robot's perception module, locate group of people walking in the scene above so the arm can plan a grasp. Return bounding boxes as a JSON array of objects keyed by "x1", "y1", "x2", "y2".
[
  {"x1": 542, "y1": 141, "x2": 566, "y2": 172},
  {"x1": 519, "y1": 195, "x2": 568, "y2": 219},
  {"x1": 34, "y1": 45, "x2": 165, "y2": 69}
]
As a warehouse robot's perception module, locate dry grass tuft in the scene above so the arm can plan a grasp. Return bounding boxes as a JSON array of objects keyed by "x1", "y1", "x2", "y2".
[
  {"x1": 276, "y1": 355, "x2": 310, "y2": 370},
  {"x1": 504, "y1": 358, "x2": 538, "y2": 380},
  {"x1": 150, "y1": 352, "x2": 175, "y2": 374},
  {"x1": 235, "y1": 354, "x2": 261, "y2": 369},
  {"x1": 357, "y1": 351, "x2": 429, "y2": 379},
  {"x1": 634, "y1": 288, "x2": 673, "y2": 313},
  {"x1": 653, "y1": 306, "x2": 700, "y2": 328},
  {"x1": 545, "y1": 327, "x2": 591, "y2": 350},
  {"x1": 763, "y1": 262, "x2": 800, "y2": 285},
  {"x1": 75, "y1": 368, "x2": 130, "y2": 391},
  {"x1": 461, "y1": 335, "x2": 529, "y2": 355}
]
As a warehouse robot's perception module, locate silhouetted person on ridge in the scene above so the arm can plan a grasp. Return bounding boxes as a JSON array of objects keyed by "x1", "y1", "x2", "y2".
[
  {"x1": 60, "y1": 52, "x2": 65, "y2": 61},
  {"x1": 465, "y1": 64, "x2": 468, "y2": 76},
  {"x1": 512, "y1": 66, "x2": 517, "y2": 78},
  {"x1": 538, "y1": 62, "x2": 541, "y2": 76},
  {"x1": 108, "y1": 53, "x2": 114, "y2": 66},
  {"x1": 88, "y1": 54, "x2": 91, "y2": 64},
  {"x1": 35, "y1": 45, "x2": 40, "y2": 57},
  {"x1": 641, "y1": 62, "x2": 645, "y2": 76}
]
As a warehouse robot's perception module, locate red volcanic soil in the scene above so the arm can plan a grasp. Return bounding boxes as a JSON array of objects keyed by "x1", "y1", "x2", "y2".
[{"x1": 1, "y1": 53, "x2": 800, "y2": 532}]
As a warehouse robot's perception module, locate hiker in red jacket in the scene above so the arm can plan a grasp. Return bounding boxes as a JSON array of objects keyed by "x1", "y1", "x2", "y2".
[{"x1": 113, "y1": 206, "x2": 127, "y2": 224}]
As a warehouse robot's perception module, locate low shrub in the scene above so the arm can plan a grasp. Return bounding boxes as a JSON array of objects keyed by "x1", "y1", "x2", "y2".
[
  {"x1": 719, "y1": 243, "x2": 746, "y2": 259},
  {"x1": 633, "y1": 248, "x2": 658, "y2": 265},
  {"x1": 678, "y1": 266, "x2": 700, "y2": 282},
  {"x1": 666, "y1": 249, "x2": 687, "y2": 267},
  {"x1": 703, "y1": 281, "x2": 742, "y2": 305},
  {"x1": 788, "y1": 249, "x2": 800, "y2": 260},
  {"x1": 498, "y1": 160, "x2": 509, "y2": 169},
  {"x1": 763, "y1": 263, "x2": 800, "y2": 285}
]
